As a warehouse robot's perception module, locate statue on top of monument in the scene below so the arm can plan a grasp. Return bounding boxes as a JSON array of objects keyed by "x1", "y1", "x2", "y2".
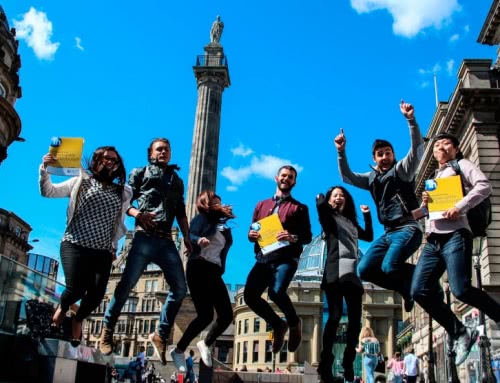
[{"x1": 210, "y1": 15, "x2": 224, "y2": 44}]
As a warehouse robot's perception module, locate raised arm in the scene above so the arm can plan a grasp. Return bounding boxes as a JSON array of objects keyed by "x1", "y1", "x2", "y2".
[
  {"x1": 335, "y1": 129, "x2": 371, "y2": 190},
  {"x1": 396, "y1": 100, "x2": 424, "y2": 181},
  {"x1": 357, "y1": 205, "x2": 373, "y2": 242},
  {"x1": 39, "y1": 153, "x2": 79, "y2": 198}
]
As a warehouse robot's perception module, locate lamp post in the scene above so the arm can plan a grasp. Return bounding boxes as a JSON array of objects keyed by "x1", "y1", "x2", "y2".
[
  {"x1": 445, "y1": 280, "x2": 460, "y2": 383},
  {"x1": 427, "y1": 314, "x2": 436, "y2": 383},
  {"x1": 472, "y1": 236, "x2": 496, "y2": 383}
]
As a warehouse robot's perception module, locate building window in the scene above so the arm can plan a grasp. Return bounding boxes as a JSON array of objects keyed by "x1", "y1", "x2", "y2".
[
  {"x1": 0, "y1": 82, "x2": 5, "y2": 98},
  {"x1": 238, "y1": 320, "x2": 241, "y2": 335},
  {"x1": 242, "y1": 341, "x2": 248, "y2": 363},
  {"x1": 280, "y1": 341, "x2": 288, "y2": 363},
  {"x1": 252, "y1": 340, "x2": 259, "y2": 363},
  {"x1": 14, "y1": 226, "x2": 21, "y2": 237},
  {"x1": 265, "y1": 340, "x2": 273, "y2": 362},
  {"x1": 143, "y1": 320, "x2": 150, "y2": 334},
  {"x1": 218, "y1": 344, "x2": 229, "y2": 363},
  {"x1": 123, "y1": 298, "x2": 137, "y2": 313},
  {"x1": 244, "y1": 319, "x2": 249, "y2": 334},
  {"x1": 236, "y1": 342, "x2": 240, "y2": 364},
  {"x1": 254, "y1": 317, "x2": 260, "y2": 333},
  {"x1": 145, "y1": 279, "x2": 158, "y2": 292},
  {"x1": 266, "y1": 321, "x2": 272, "y2": 332},
  {"x1": 117, "y1": 320, "x2": 126, "y2": 334}
]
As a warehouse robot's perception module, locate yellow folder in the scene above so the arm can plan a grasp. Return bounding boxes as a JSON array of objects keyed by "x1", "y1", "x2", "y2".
[{"x1": 425, "y1": 175, "x2": 463, "y2": 220}]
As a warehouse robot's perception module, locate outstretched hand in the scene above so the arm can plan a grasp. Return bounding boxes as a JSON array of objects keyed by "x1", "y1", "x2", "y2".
[
  {"x1": 400, "y1": 100, "x2": 415, "y2": 120},
  {"x1": 360, "y1": 205, "x2": 370, "y2": 213},
  {"x1": 334, "y1": 128, "x2": 346, "y2": 152}
]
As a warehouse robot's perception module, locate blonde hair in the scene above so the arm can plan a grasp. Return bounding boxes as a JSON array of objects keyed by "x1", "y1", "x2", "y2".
[{"x1": 359, "y1": 326, "x2": 375, "y2": 341}]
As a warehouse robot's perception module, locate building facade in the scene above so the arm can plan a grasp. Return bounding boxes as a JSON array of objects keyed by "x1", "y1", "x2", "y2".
[
  {"x1": 0, "y1": 208, "x2": 33, "y2": 264},
  {"x1": 400, "y1": 2, "x2": 500, "y2": 381},
  {"x1": 0, "y1": 6, "x2": 23, "y2": 165}
]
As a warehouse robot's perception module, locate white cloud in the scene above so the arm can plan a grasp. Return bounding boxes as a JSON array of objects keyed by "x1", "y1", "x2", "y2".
[
  {"x1": 464, "y1": 25, "x2": 470, "y2": 33},
  {"x1": 231, "y1": 143, "x2": 253, "y2": 157},
  {"x1": 419, "y1": 81, "x2": 430, "y2": 89},
  {"x1": 418, "y1": 63, "x2": 442, "y2": 76},
  {"x1": 75, "y1": 37, "x2": 84, "y2": 51},
  {"x1": 13, "y1": 7, "x2": 60, "y2": 60},
  {"x1": 221, "y1": 154, "x2": 303, "y2": 190},
  {"x1": 449, "y1": 33, "x2": 459, "y2": 42},
  {"x1": 446, "y1": 59, "x2": 455, "y2": 76},
  {"x1": 350, "y1": 0, "x2": 461, "y2": 38},
  {"x1": 226, "y1": 185, "x2": 238, "y2": 192}
]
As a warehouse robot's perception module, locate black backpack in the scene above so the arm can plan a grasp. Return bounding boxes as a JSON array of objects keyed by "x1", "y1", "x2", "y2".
[{"x1": 449, "y1": 159, "x2": 492, "y2": 238}]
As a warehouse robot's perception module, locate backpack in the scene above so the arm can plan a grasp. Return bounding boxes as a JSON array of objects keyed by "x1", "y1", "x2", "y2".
[{"x1": 449, "y1": 159, "x2": 492, "y2": 238}]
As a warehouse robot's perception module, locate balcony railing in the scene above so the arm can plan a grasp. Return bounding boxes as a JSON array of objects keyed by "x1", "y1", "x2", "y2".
[
  {"x1": 195, "y1": 55, "x2": 228, "y2": 67},
  {"x1": 0, "y1": 254, "x2": 64, "y2": 335}
]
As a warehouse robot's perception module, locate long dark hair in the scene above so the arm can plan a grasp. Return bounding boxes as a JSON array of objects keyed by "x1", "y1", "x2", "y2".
[
  {"x1": 196, "y1": 190, "x2": 235, "y2": 222},
  {"x1": 325, "y1": 185, "x2": 358, "y2": 227},
  {"x1": 87, "y1": 146, "x2": 126, "y2": 190}
]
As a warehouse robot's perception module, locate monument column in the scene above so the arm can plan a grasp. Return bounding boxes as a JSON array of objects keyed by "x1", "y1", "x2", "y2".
[{"x1": 186, "y1": 16, "x2": 230, "y2": 221}]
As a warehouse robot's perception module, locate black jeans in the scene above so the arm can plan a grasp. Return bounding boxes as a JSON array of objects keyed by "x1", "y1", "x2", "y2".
[
  {"x1": 177, "y1": 259, "x2": 233, "y2": 351},
  {"x1": 243, "y1": 260, "x2": 299, "y2": 329},
  {"x1": 60, "y1": 241, "x2": 112, "y2": 321},
  {"x1": 322, "y1": 281, "x2": 362, "y2": 376}
]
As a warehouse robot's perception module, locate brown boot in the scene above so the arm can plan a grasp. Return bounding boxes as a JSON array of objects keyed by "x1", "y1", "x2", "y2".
[
  {"x1": 99, "y1": 326, "x2": 114, "y2": 355},
  {"x1": 149, "y1": 332, "x2": 167, "y2": 365}
]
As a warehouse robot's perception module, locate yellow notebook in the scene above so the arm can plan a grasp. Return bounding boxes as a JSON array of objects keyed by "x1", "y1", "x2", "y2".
[
  {"x1": 251, "y1": 214, "x2": 289, "y2": 255},
  {"x1": 425, "y1": 175, "x2": 463, "y2": 220},
  {"x1": 47, "y1": 137, "x2": 85, "y2": 176}
]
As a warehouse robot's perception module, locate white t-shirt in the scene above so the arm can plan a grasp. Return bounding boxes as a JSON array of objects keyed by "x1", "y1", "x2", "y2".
[{"x1": 404, "y1": 353, "x2": 418, "y2": 376}]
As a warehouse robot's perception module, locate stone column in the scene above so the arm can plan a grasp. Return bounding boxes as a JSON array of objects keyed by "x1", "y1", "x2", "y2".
[
  {"x1": 186, "y1": 43, "x2": 230, "y2": 223},
  {"x1": 312, "y1": 316, "x2": 319, "y2": 364}
]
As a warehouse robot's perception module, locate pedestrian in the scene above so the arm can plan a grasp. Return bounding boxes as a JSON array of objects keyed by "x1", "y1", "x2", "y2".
[
  {"x1": 386, "y1": 351, "x2": 404, "y2": 383},
  {"x1": 40, "y1": 146, "x2": 132, "y2": 346},
  {"x1": 335, "y1": 101, "x2": 425, "y2": 312},
  {"x1": 316, "y1": 186, "x2": 373, "y2": 383},
  {"x1": 99, "y1": 138, "x2": 192, "y2": 370},
  {"x1": 184, "y1": 350, "x2": 196, "y2": 383},
  {"x1": 243, "y1": 165, "x2": 312, "y2": 354},
  {"x1": 411, "y1": 133, "x2": 500, "y2": 365},
  {"x1": 356, "y1": 326, "x2": 380, "y2": 383},
  {"x1": 403, "y1": 349, "x2": 418, "y2": 383},
  {"x1": 171, "y1": 191, "x2": 234, "y2": 368}
]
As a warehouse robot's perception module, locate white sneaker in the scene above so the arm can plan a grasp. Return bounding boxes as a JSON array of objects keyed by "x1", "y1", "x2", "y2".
[
  {"x1": 169, "y1": 348, "x2": 186, "y2": 372},
  {"x1": 454, "y1": 326, "x2": 478, "y2": 366},
  {"x1": 197, "y1": 340, "x2": 212, "y2": 367}
]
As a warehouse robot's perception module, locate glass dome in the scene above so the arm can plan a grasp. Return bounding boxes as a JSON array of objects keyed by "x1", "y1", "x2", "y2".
[{"x1": 294, "y1": 234, "x2": 326, "y2": 282}]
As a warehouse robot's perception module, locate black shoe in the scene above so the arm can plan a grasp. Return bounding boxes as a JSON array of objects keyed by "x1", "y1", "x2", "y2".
[
  {"x1": 317, "y1": 360, "x2": 335, "y2": 383},
  {"x1": 404, "y1": 298, "x2": 414, "y2": 312},
  {"x1": 272, "y1": 320, "x2": 288, "y2": 353}
]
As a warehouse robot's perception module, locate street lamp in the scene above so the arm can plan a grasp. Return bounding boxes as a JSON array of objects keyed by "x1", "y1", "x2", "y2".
[
  {"x1": 444, "y1": 279, "x2": 460, "y2": 383},
  {"x1": 472, "y1": 236, "x2": 496, "y2": 383}
]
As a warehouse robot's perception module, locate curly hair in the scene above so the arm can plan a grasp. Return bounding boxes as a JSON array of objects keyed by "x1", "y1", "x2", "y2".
[{"x1": 196, "y1": 190, "x2": 235, "y2": 222}]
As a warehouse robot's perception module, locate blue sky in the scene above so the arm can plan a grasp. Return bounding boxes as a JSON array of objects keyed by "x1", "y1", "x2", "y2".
[{"x1": 1, "y1": 0, "x2": 498, "y2": 287}]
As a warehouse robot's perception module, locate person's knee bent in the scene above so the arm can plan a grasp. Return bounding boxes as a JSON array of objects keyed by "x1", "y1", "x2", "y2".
[
  {"x1": 243, "y1": 287, "x2": 259, "y2": 308},
  {"x1": 172, "y1": 282, "x2": 187, "y2": 301}
]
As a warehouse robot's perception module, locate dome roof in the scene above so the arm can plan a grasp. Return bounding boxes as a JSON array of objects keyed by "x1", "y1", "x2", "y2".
[{"x1": 294, "y1": 234, "x2": 326, "y2": 282}]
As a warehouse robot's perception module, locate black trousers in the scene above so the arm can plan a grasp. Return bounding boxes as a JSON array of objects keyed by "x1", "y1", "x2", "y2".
[
  {"x1": 177, "y1": 259, "x2": 233, "y2": 351},
  {"x1": 60, "y1": 241, "x2": 112, "y2": 321},
  {"x1": 321, "y1": 281, "x2": 363, "y2": 373}
]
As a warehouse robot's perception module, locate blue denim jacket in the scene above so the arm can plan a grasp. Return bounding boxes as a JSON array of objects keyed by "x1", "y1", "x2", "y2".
[{"x1": 128, "y1": 163, "x2": 187, "y2": 231}]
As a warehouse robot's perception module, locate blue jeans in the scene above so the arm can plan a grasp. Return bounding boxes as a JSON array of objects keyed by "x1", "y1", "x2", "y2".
[
  {"x1": 411, "y1": 229, "x2": 500, "y2": 337},
  {"x1": 243, "y1": 260, "x2": 299, "y2": 329},
  {"x1": 104, "y1": 231, "x2": 187, "y2": 339},
  {"x1": 363, "y1": 354, "x2": 377, "y2": 383},
  {"x1": 357, "y1": 226, "x2": 422, "y2": 300}
]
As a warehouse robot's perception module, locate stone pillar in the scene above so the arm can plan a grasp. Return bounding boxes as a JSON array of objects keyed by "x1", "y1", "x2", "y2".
[
  {"x1": 186, "y1": 42, "x2": 230, "y2": 223},
  {"x1": 312, "y1": 316, "x2": 320, "y2": 364}
]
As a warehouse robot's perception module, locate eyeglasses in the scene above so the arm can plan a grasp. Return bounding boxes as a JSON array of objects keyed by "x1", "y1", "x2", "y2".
[{"x1": 102, "y1": 156, "x2": 119, "y2": 164}]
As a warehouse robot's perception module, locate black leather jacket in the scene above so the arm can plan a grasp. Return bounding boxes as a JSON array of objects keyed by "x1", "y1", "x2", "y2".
[{"x1": 128, "y1": 163, "x2": 187, "y2": 231}]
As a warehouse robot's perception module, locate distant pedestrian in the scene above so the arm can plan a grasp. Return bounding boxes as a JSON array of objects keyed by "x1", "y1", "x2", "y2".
[
  {"x1": 403, "y1": 349, "x2": 418, "y2": 383},
  {"x1": 185, "y1": 349, "x2": 196, "y2": 383},
  {"x1": 356, "y1": 326, "x2": 379, "y2": 383}
]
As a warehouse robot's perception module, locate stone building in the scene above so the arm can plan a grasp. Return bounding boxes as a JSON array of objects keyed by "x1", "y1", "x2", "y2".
[
  {"x1": 0, "y1": 6, "x2": 23, "y2": 165},
  {"x1": 400, "y1": 1, "x2": 500, "y2": 381},
  {"x1": 0, "y1": 208, "x2": 33, "y2": 264}
]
